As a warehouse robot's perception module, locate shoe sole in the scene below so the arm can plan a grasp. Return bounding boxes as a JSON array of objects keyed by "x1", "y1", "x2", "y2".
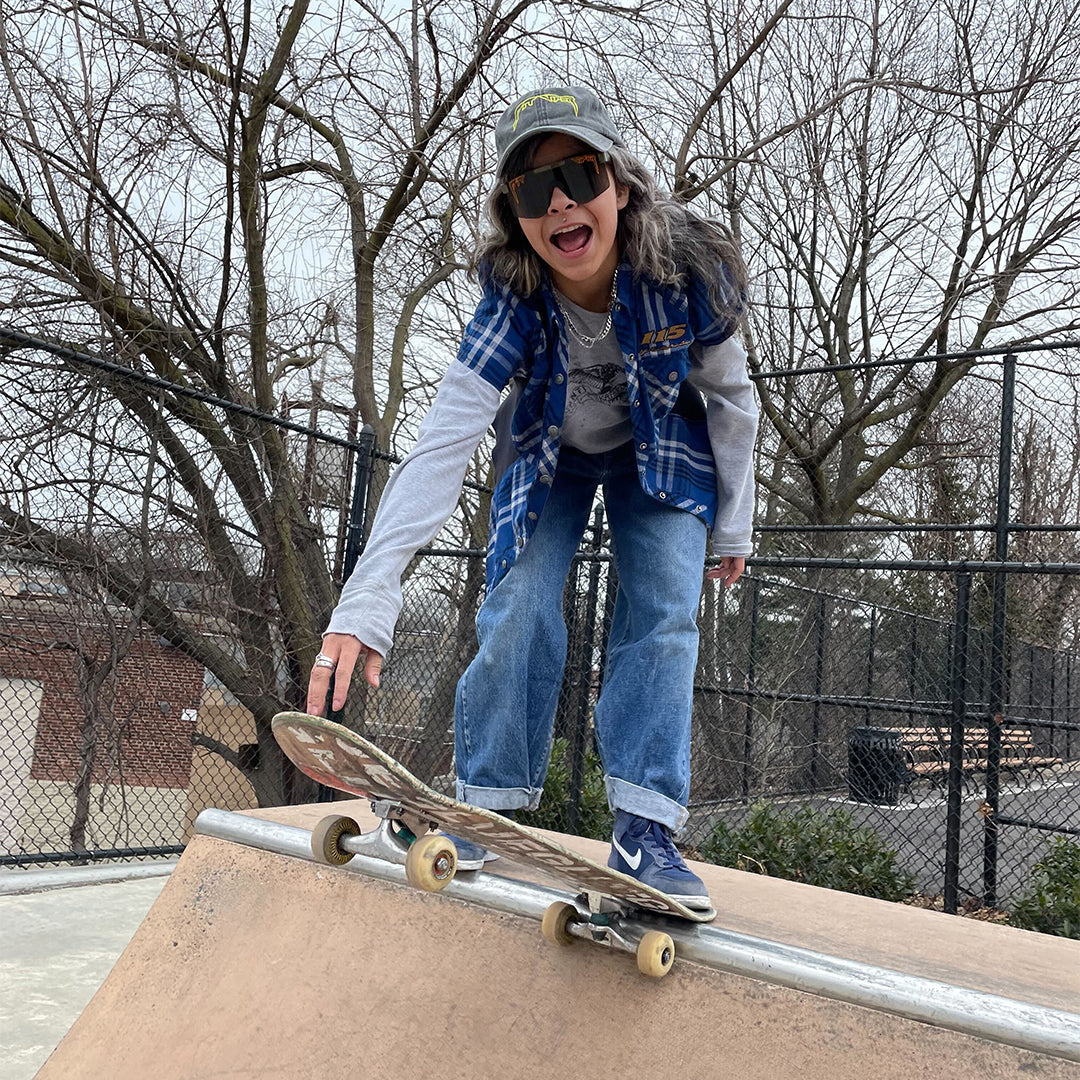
[
  {"x1": 607, "y1": 862, "x2": 712, "y2": 910},
  {"x1": 672, "y1": 894, "x2": 713, "y2": 911},
  {"x1": 453, "y1": 850, "x2": 500, "y2": 872}
]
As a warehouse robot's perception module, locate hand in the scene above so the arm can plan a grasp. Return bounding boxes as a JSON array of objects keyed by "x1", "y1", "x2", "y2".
[
  {"x1": 306, "y1": 633, "x2": 383, "y2": 715},
  {"x1": 706, "y1": 556, "x2": 745, "y2": 587}
]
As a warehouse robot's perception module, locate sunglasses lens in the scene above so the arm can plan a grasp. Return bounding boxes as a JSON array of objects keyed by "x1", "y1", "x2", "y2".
[{"x1": 506, "y1": 154, "x2": 611, "y2": 217}]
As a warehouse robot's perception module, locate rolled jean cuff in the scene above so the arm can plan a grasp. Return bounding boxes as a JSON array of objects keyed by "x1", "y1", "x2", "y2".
[
  {"x1": 455, "y1": 782, "x2": 542, "y2": 812},
  {"x1": 605, "y1": 776, "x2": 689, "y2": 834}
]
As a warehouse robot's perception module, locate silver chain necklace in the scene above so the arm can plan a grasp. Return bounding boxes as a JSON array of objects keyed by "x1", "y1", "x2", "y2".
[{"x1": 554, "y1": 273, "x2": 619, "y2": 349}]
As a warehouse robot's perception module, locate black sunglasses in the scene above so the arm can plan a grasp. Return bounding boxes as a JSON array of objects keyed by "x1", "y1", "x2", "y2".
[{"x1": 500, "y1": 152, "x2": 612, "y2": 218}]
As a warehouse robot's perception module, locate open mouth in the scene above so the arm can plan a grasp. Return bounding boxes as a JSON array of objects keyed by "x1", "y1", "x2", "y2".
[{"x1": 551, "y1": 224, "x2": 592, "y2": 254}]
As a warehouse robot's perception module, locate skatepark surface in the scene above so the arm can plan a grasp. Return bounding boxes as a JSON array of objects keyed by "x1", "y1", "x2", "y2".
[
  {"x1": 11, "y1": 800, "x2": 1080, "y2": 1079},
  {"x1": 1, "y1": 872, "x2": 170, "y2": 1080}
]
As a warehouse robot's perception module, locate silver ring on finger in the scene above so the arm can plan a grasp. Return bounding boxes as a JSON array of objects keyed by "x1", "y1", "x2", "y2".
[{"x1": 314, "y1": 652, "x2": 337, "y2": 670}]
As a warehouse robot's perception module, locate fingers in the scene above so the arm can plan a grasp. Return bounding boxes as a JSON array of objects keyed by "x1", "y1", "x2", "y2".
[
  {"x1": 330, "y1": 641, "x2": 359, "y2": 712},
  {"x1": 706, "y1": 557, "x2": 746, "y2": 587},
  {"x1": 306, "y1": 638, "x2": 344, "y2": 716},
  {"x1": 363, "y1": 649, "x2": 383, "y2": 690},
  {"x1": 306, "y1": 634, "x2": 382, "y2": 715}
]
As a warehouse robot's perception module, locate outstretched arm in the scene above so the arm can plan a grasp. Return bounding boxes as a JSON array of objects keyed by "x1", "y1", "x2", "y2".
[{"x1": 306, "y1": 360, "x2": 502, "y2": 714}]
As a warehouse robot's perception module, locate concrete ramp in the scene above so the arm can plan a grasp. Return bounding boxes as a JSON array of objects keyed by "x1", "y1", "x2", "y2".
[{"x1": 34, "y1": 803, "x2": 1080, "y2": 1080}]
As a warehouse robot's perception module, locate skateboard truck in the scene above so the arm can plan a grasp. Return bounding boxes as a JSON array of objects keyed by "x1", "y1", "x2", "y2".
[
  {"x1": 309, "y1": 808, "x2": 458, "y2": 893},
  {"x1": 541, "y1": 892, "x2": 677, "y2": 978}
]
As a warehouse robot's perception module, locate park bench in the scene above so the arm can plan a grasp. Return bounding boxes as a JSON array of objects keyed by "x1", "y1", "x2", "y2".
[{"x1": 895, "y1": 725, "x2": 1061, "y2": 780}]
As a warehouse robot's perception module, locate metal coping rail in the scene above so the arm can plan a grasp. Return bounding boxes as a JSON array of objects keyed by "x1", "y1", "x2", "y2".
[
  {"x1": 193, "y1": 807, "x2": 1079, "y2": 1064},
  {"x1": 0, "y1": 859, "x2": 180, "y2": 896}
]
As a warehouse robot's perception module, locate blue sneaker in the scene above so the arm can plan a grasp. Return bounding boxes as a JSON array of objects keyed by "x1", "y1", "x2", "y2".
[
  {"x1": 607, "y1": 810, "x2": 712, "y2": 910},
  {"x1": 438, "y1": 807, "x2": 519, "y2": 871}
]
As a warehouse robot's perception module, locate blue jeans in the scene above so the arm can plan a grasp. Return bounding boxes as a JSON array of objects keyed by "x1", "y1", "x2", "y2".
[{"x1": 454, "y1": 443, "x2": 706, "y2": 832}]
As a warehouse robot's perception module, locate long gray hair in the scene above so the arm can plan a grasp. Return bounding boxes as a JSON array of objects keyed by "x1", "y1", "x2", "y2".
[{"x1": 471, "y1": 140, "x2": 748, "y2": 316}]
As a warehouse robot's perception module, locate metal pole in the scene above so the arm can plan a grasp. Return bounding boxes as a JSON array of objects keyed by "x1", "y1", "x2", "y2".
[
  {"x1": 1049, "y1": 647, "x2": 1057, "y2": 765},
  {"x1": 984, "y1": 351, "x2": 1015, "y2": 908},
  {"x1": 743, "y1": 578, "x2": 760, "y2": 803},
  {"x1": 326, "y1": 423, "x2": 377, "y2": 736},
  {"x1": 944, "y1": 572, "x2": 971, "y2": 915},
  {"x1": 865, "y1": 605, "x2": 877, "y2": 727},
  {"x1": 811, "y1": 593, "x2": 826, "y2": 792},
  {"x1": 568, "y1": 507, "x2": 604, "y2": 834},
  {"x1": 342, "y1": 423, "x2": 377, "y2": 581},
  {"x1": 908, "y1": 616, "x2": 918, "y2": 730},
  {"x1": 1068, "y1": 657, "x2": 1075, "y2": 760}
]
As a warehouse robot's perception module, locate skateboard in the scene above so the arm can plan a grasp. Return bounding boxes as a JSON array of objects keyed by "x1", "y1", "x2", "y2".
[{"x1": 272, "y1": 711, "x2": 716, "y2": 977}]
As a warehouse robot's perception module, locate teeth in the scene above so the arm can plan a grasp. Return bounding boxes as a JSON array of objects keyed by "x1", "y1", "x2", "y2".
[{"x1": 553, "y1": 224, "x2": 584, "y2": 235}]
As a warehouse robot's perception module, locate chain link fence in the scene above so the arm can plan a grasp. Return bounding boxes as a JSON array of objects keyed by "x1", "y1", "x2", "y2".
[
  {"x1": 0, "y1": 328, "x2": 368, "y2": 865},
  {"x1": 382, "y1": 545, "x2": 1080, "y2": 918},
  {"x1": 2, "y1": 330, "x2": 1078, "y2": 932},
  {"x1": 364, "y1": 343, "x2": 1080, "y2": 923}
]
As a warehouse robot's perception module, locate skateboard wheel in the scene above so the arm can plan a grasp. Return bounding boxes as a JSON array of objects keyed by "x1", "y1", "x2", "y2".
[
  {"x1": 311, "y1": 815, "x2": 360, "y2": 866},
  {"x1": 636, "y1": 931, "x2": 675, "y2": 978},
  {"x1": 541, "y1": 901, "x2": 578, "y2": 947},
  {"x1": 405, "y1": 834, "x2": 457, "y2": 892}
]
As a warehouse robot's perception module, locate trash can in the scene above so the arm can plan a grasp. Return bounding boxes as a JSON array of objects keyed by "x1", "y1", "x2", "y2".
[{"x1": 847, "y1": 727, "x2": 903, "y2": 804}]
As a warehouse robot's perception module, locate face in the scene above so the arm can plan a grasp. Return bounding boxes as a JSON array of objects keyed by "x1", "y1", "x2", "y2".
[{"x1": 512, "y1": 133, "x2": 629, "y2": 309}]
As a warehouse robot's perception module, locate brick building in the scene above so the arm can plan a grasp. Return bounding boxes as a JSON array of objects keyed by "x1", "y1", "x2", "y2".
[{"x1": 1, "y1": 564, "x2": 257, "y2": 861}]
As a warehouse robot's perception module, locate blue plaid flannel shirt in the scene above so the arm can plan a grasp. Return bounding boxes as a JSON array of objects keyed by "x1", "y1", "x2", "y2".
[{"x1": 458, "y1": 261, "x2": 744, "y2": 594}]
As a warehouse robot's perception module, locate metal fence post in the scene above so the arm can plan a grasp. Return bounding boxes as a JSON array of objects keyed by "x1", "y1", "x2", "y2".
[
  {"x1": 865, "y1": 605, "x2": 877, "y2": 727},
  {"x1": 567, "y1": 506, "x2": 605, "y2": 834},
  {"x1": 743, "y1": 577, "x2": 761, "y2": 803},
  {"x1": 811, "y1": 593, "x2": 827, "y2": 792},
  {"x1": 907, "y1": 616, "x2": 918, "y2": 729},
  {"x1": 1068, "y1": 657, "x2": 1075, "y2": 760},
  {"x1": 342, "y1": 423, "x2": 377, "y2": 582},
  {"x1": 945, "y1": 571, "x2": 972, "y2": 915},
  {"x1": 984, "y1": 350, "x2": 1016, "y2": 908},
  {"x1": 326, "y1": 423, "x2": 378, "y2": 734}
]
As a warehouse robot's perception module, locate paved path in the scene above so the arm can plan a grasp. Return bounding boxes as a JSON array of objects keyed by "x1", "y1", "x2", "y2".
[{"x1": 1, "y1": 874, "x2": 170, "y2": 1080}]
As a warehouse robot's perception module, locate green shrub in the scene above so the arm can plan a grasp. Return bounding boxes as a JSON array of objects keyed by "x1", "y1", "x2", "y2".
[
  {"x1": 1010, "y1": 837, "x2": 1080, "y2": 939},
  {"x1": 698, "y1": 802, "x2": 916, "y2": 902},
  {"x1": 520, "y1": 737, "x2": 611, "y2": 840}
]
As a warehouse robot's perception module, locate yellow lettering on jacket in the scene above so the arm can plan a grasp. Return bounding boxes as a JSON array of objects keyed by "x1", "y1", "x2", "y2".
[{"x1": 641, "y1": 324, "x2": 687, "y2": 347}]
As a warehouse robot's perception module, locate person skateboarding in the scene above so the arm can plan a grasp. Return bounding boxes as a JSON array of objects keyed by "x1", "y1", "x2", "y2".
[{"x1": 306, "y1": 84, "x2": 757, "y2": 910}]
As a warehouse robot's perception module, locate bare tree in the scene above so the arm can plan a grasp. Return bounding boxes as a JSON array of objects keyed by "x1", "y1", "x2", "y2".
[
  {"x1": 0, "y1": 0, "x2": 634, "y2": 801},
  {"x1": 642, "y1": 0, "x2": 1080, "y2": 540},
  {"x1": 613, "y1": 0, "x2": 1080, "y2": 789},
  {"x1": 2, "y1": 0, "x2": 1077, "y2": 814}
]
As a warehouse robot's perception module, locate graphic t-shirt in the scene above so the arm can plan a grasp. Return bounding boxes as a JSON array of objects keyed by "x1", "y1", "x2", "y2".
[{"x1": 556, "y1": 291, "x2": 632, "y2": 454}]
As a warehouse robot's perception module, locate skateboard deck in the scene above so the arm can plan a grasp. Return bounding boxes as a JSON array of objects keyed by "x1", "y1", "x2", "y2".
[{"x1": 272, "y1": 711, "x2": 716, "y2": 924}]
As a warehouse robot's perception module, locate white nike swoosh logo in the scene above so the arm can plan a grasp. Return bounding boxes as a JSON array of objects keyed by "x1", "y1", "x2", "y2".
[{"x1": 613, "y1": 835, "x2": 642, "y2": 870}]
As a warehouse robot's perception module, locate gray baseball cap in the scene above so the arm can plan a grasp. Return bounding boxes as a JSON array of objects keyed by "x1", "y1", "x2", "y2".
[{"x1": 494, "y1": 85, "x2": 626, "y2": 177}]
